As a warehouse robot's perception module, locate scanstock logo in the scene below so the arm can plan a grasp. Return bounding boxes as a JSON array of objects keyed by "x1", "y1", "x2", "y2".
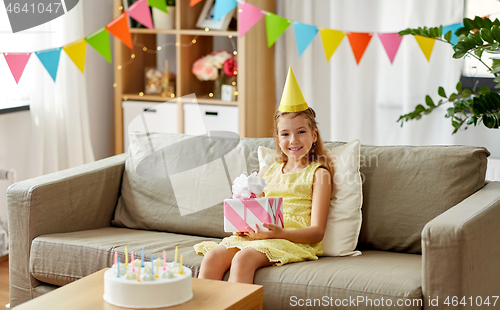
[{"x1": 4, "y1": 0, "x2": 79, "y2": 33}]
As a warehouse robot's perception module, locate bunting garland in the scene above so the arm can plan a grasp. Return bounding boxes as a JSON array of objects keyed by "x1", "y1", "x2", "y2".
[{"x1": 0, "y1": 0, "x2": 466, "y2": 84}]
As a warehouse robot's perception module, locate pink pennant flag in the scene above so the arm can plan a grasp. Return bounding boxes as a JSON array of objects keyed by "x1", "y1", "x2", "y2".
[
  {"x1": 239, "y1": 2, "x2": 264, "y2": 37},
  {"x1": 127, "y1": 0, "x2": 154, "y2": 30},
  {"x1": 378, "y1": 33, "x2": 403, "y2": 64},
  {"x1": 3, "y1": 53, "x2": 31, "y2": 84}
]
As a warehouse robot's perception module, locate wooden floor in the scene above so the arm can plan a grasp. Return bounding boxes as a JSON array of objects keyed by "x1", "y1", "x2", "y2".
[{"x1": 0, "y1": 256, "x2": 9, "y2": 309}]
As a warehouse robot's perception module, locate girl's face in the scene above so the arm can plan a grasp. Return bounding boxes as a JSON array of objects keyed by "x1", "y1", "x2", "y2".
[{"x1": 277, "y1": 114, "x2": 317, "y2": 163}]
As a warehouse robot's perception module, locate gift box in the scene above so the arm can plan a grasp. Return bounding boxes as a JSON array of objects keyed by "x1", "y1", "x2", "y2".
[{"x1": 224, "y1": 197, "x2": 284, "y2": 232}]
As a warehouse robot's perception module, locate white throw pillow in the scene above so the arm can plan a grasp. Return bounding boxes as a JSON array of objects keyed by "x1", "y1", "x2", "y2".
[{"x1": 257, "y1": 140, "x2": 363, "y2": 257}]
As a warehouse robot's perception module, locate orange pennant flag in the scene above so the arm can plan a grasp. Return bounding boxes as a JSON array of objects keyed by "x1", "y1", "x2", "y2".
[
  {"x1": 105, "y1": 12, "x2": 133, "y2": 49},
  {"x1": 190, "y1": 0, "x2": 202, "y2": 6},
  {"x1": 346, "y1": 32, "x2": 372, "y2": 64}
]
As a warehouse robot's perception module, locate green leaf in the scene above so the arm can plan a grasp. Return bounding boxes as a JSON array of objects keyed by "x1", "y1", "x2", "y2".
[
  {"x1": 438, "y1": 87, "x2": 447, "y2": 98},
  {"x1": 494, "y1": 75, "x2": 500, "y2": 83},
  {"x1": 444, "y1": 30, "x2": 452, "y2": 42},
  {"x1": 429, "y1": 27, "x2": 437, "y2": 38},
  {"x1": 469, "y1": 32, "x2": 483, "y2": 46},
  {"x1": 462, "y1": 88, "x2": 473, "y2": 96},
  {"x1": 474, "y1": 48, "x2": 484, "y2": 58},
  {"x1": 445, "y1": 107, "x2": 455, "y2": 118},
  {"x1": 463, "y1": 18, "x2": 476, "y2": 31},
  {"x1": 452, "y1": 50, "x2": 467, "y2": 59},
  {"x1": 425, "y1": 95, "x2": 435, "y2": 107},
  {"x1": 449, "y1": 93, "x2": 459, "y2": 101},
  {"x1": 439, "y1": 25, "x2": 443, "y2": 37},
  {"x1": 492, "y1": 25, "x2": 500, "y2": 42},
  {"x1": 466, "y1": 116, "x2": 475, "y2": 125},
  {"x1": 456, "y1": 81, "x2": 463, "y2": 93},
  {"x1": 415, "y1": 104, "x2": 426, "y2": 113},
  {"x1": 478, "y1": 86, "x2": 491, "y2": 94}
]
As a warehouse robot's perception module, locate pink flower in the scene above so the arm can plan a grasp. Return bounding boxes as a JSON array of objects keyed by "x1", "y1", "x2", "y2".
[
  {"x1": 223, "y1": 58, "x2": 237, "y2": 77},
  {"x1": 192, "y1": 57, "x2": 219, "y2": 81},
  {"x1": 211, "y1": 50, "x2": 233, "y2": 69}
]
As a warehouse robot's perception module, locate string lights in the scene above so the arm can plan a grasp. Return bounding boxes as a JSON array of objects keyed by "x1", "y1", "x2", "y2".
[{"x1": 116, "y1": 33, "x2": 238, "y2": 100}]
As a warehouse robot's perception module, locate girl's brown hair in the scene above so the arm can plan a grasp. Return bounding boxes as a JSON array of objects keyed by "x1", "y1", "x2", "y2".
[{"x1": 272, "y1": 107, "x2": 334, "y2": 179}]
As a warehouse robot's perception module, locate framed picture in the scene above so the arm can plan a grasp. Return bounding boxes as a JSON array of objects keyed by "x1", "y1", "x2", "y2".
[{"x1": 196, "y1": 0, "x2": 235, "y2": 31}]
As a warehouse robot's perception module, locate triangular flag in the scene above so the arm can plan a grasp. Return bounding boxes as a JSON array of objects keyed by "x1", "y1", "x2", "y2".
[
  {"x1": 239, "y1": 2, "x2": 264, "y2": 37},
  {"x1": 214, "y1": 0, "x2": 237, "y2": 22},
  {"x1": 293, "y1": 22, "x2": 318, "y2": 57},
  {"x1": 148, "y1": 0, "x2": 167, "y2": 14},
  {"x1": 265, "y1": 13, "x2": 291, "y2": 48},
  {"x1": 378, "y1": 33, "x2": 403, "y2": 64},
  {"x1": 127, "y1": 0, "x2": 154, "y2": 30},
  {"x1": 443, "y1": 23, "x2": 463, "y2": 45},
  {"x1": 3, "y1": 53, "x2": 31, "y2": 84},
  {"x1": 347, "y1": 32, "x2": 372, "y2": 64},
  {"x1": 63, "y1": 39, "x2": 87, "y2": 73},
  {"x1": 35, "y1": 48, "x2": 62, "y2": 81},
  {"x1": 190, "y1": 0, "x2": 202, "y2": 6},
  {"x1": 85, "y1": 28, "x2": 112, "y2": 63},
  {"x1": 105, "y1": 12, "x2": 133, "y2": 49},
  {"x1": 319, "y1": 28, "x2": 345, "y2": 62},
  {"x1": 414, "y1": 35, "x2": 436, "y2": 61}
]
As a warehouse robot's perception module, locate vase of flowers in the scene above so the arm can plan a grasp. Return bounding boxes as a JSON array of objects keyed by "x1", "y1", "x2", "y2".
[{"x1": 192, "y1": 50, "x2": 238, "y2": 100}]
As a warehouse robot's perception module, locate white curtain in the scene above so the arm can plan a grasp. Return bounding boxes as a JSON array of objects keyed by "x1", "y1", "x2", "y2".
[
  {"x1": 275, "y1": 0, "x2": 500, "y2": 157},
  {"x1": 0, "y1": 2, "x2": 95, "y2": 178}
]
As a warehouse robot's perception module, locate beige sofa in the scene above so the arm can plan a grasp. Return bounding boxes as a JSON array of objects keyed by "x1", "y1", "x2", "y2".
[{"x1": 7, "y1": 133, "x2": 500, "y2": 309}]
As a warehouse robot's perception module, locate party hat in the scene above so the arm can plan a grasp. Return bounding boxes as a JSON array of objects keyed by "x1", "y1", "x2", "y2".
[{"x1": 278, "y1": 67, "x2": 308, "y2": 112}]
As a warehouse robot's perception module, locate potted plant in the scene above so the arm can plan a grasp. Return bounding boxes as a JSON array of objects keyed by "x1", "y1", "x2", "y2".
[{"x1": 397, "y1": 16, "x2": 500, "y2": 133}]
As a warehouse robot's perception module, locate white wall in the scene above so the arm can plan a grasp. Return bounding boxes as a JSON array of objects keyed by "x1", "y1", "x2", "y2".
[{"x1": 0, "y1": 0, "x2": 114, "y2": 254}]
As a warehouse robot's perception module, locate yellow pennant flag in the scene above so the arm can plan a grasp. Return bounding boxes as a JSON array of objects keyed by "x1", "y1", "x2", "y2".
[
  {"x1": 63, "y1": 39, "x2": 87, "y2": 73},
  {"x1": 319, "y1": 28, "x2": 345, "y2": 62},
  {"x1": 414, "y1": 35, "x2": 435, "y2": 62}
]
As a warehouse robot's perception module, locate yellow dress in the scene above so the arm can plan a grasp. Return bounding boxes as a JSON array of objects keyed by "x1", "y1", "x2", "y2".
[{"x1": 193, "y1": 161, "x2": 323, "y2": 266}]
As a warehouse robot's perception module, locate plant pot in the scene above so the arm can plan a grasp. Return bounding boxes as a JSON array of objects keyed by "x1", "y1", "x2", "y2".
[{"x1": 152, "y1": 6, "x2": 175, "y2": 29}]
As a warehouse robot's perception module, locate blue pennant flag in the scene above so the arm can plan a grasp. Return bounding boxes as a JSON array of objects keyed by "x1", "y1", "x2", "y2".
[
  {"x1": 35, "y1": 47, "x2": 62, "y2": 82},
  {"x1": 293, "y1": 22, "x2": 318, "y2": 56},
  {"x1": 213, "y1": 0, "x2": 237, "y2": 22},
  {"x1": 442, "y1": 23, "x2": 463, "y2": 45}
]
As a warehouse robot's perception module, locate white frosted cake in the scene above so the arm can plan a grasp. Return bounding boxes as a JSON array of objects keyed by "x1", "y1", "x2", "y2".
[{"x1": 103, "y1": 260, "x2": 193, "y2": 308}]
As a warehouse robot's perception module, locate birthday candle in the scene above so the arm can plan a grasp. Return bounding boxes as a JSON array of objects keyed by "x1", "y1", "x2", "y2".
[
  {"x1": 141, "y1": 248, "x2": 145, "y2": 267},
  {"x1": 179, "y1": 255, "x2": 183, "y2": 275},
  {"x1": 163, "y1": 250, "x2": 166, "y2": 271},
  {"x1": 131, "y1": 252, "x2": 135, "y2": 272},
  {"x1": 175, "y1": 246, "x2": 178, "y2": 263},
  {"x1": 125, "y1": 246, "x2": 128, "y2": 266},
  {"x1": 117, "y1": 258, "x2": 120, "y2": 278},
  {"x1": 114, "y1": 251, "x2": 118, "y2": 266},
  {"x1": 151, "y1": 255, "x2": 154, "y2": 275},
  {"x1": 155, "y1": 260, "x2": 159, "y2": 278},
  {"x1": 137, "y1": 261, "x2": 141, "y2": 282}
]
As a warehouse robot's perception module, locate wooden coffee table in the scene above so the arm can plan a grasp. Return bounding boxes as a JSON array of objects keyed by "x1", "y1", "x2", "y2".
[{"x1": 14, "y1": 269, "x2": 263, "y2": 310}]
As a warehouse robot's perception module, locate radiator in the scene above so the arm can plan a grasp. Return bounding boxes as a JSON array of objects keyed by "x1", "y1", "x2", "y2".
[{"x1": 486, "y1": 158, "x2": 500, "y2": 181}]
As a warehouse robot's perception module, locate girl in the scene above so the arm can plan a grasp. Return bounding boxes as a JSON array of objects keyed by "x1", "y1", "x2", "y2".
[{"x1": 194, "y1": 67, "x2": 333, "y2": 284}]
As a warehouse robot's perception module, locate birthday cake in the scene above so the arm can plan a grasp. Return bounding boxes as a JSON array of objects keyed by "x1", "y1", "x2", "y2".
[{"x1": 103, "y1": 258, "x2": 193, "y2": 308}]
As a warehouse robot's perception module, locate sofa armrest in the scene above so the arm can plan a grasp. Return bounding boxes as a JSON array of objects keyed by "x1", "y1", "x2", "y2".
[
  {"x1": 422, "y1": 181, "x2": 500, "y2": 309},
  {"x1": 7, "y1": 153, "x2": 126, "y2": 307}
]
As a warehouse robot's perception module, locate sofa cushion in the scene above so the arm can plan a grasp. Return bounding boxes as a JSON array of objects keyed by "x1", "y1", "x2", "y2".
[
  {"x1": 254, "y1": 250, "x2": 422, "y2": 309},
  {"x1": 358, "y1": 145, "x2": 489, "y2": 254},
  {"x1": 30, "y1": 227, "x2": 220, "y2": 286},
  {"x1": 112, "y1": 132, "x2": 275, "y2": 238},
  {"x1": 257, "y1": 140, "x2": 363, "y2": 257}
]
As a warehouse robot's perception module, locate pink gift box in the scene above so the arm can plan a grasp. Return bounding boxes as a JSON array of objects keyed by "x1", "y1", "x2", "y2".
[{"x1": 224, "y1": 197, "x2": 284, "y2": 232}]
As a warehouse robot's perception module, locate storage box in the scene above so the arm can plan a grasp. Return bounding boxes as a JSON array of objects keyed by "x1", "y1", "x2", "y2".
[{"x1": 224, "y1": 197, "x2": 284, "y2": 232}]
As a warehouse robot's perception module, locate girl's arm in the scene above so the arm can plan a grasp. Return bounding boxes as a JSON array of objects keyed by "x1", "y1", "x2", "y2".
[{"x1": 245, "y1": 168, "x2": 331, "y2": 243}]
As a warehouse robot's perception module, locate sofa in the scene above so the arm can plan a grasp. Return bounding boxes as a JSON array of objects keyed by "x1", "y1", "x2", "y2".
[{"x1": 7, "y1": 132, "x2": 500, "y2": 309}]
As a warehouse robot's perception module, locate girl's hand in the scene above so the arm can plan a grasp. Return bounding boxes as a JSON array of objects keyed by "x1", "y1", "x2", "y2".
[
  {"x1": 244, "y1": 223, "x2": 283, "y2": 240},
  {"x1": 232, "y1": 232, "x2": 246, "y2": 237}
]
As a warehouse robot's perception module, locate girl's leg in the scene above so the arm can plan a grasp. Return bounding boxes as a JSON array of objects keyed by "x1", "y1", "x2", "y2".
[
  {"x1": 228, "y1": 248, "x2": 273, "y2": 284},
  {"x1": 198, "y1": 245, "x2": 239, "y2": 280}
]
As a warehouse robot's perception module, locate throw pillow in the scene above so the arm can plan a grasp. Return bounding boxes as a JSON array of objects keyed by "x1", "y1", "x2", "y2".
[{"x1": 257, "y1": 140, "x2": 363, "y2": 256}]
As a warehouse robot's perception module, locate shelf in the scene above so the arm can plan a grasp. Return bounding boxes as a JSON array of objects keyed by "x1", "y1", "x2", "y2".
[
  {"x1": 129, "y1": 28, "x2": 238, "y2": 37},
  {"x1": 122, "y1": 94, "x2": 239, "y2": 106}
]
